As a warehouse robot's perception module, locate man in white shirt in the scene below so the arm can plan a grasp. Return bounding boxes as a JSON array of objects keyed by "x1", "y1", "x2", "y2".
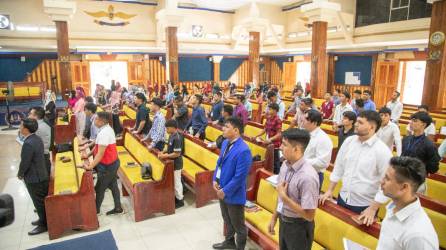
[
  {"x1": 320, "y1": 110, "x2": 392, "y2": 225},
  {"x1": 377, "y1": 107, "x2": 402, "y2": 156},
  {"x1": 406, "y1": 105, "x2": 436, "y2": 141},
  {"x1": 302, "y1": 109, "x2": 333, "y2": 188},
  {"x1": 377, "y1": 156, "x2": 439, "y2": 250},
  {"x1": 290, "y1": 98, "x2": 313, "y2": 129},
  {"x1": 386, "y1": 91, "x2": 403, "y2": 123},
  {"x1": 266, "y1": 91, "x2": 285, "y2": 120},
  {"x1": 332, "y1": 91, "x2": 354, "y2": 131}
]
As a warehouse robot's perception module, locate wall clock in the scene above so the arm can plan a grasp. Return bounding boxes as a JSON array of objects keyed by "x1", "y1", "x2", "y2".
[{"x1": 430, "y1": 31, "x2": 445, "y2": 46}]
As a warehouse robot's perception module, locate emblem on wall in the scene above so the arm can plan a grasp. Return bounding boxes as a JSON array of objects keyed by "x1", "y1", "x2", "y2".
[
  {"x1": 84, "y1": 5, "x2": 136, "y2": 26},
  {"x1": 430, "y1": 31, "x2": 445, "y2": 47}
]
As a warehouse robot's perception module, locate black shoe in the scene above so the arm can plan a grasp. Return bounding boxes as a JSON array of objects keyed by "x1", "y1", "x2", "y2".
[
  {"x1": 28, "y1": 225, "x2": 47, "y2": 235},
  {"x1": 175, "y1": 198, "x2": 184, "y2": 209},
  {"x1": 106, "y1": 208, "x2": 123, "y2": 216},
  {"x1": 31, "y1": 219, "x2": 41, "y2": 226},
  {"x1": 212, "y1": 240, "x2": 237, "y2": 249}
]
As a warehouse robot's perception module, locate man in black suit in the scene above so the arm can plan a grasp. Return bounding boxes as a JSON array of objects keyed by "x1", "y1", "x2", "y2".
[{"x1": 17, "y1": 118, "x2": 49, "y2": 235}]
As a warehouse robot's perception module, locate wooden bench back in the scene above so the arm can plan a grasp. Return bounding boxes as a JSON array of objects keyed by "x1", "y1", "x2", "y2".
[
  {"x1": 124, "y1": 133, "x2": 165, "y2": 181},
  {"x1": 184, "y1": 137, "x2": 218, "y2": 171}
]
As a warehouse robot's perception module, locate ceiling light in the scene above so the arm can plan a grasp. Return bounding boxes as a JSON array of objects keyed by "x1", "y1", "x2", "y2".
[
  {"x1": 0, "y1": 46, "x2": 2, "y2": 49},
  {"x1": 39, "y1": 26, "x2": 56, "y2": 32},
  {"x1": 16, "y1": 25, "x2": 39, "y2": 32},
  {"x1": 288, "y1": 32, "x2": 298, "y2": 38}
]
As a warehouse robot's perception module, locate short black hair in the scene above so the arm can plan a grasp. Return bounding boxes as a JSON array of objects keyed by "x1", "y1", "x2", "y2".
[
  {"x1": 267, "y1": 91, "x2": 277, "y2": 99},
  {"x1": 353, "y1": 90, "x2": 362, "y2": 95},
  {"x1": 85, "y1": 96, "x2": 94, "y2": 103},
  {"x1": 85, "y1": 102, "x2": 97, "y2": 114},
  {"x1": 96, "y1": 111, "x2": 111, "y2": 123},
  {"x1": 394, "y1": 91, "x2": 400, "y2": 97},
  {"x1": 363, "y1": 90, "x2": 372, "y2": 95},
  {"x1": 379, "y1": 107, "x2": 392, "y2": 115},
  {"x1": 268, "y1": 103, "x2": 279, "y2": 112},
  {"x1": 195, "y1": 94, "x2": 203, "y2": 104},
  {"x1": 215, "y1": 91, "x2": 223, "y2": 97},
  {"x1": 355, "y1": 98, "x2": 364, "y2": 108},
  {"x1": 225, "y1": 117, "x2": 244, "y2": 134},
  {"x1": 223, "y1": 104, "x2": 234, "y2": 115},
  {"x1": 390, "y1": 156, "x2": 426, "y2": 193},
  {"x1": 295, "y1": 86, "x2": 303, "y2": 93},
  {"x1": 165, "y1": 119, "x2": 178, "y2": 128},
  {"x1": 342, "y1": 111, "x2": 357, "y2": 123},
  {"x1": 301, "y1": 98, "x2": 313, "y2": 106},
  {"x1": 31, "y1": 106, "x2": 45, "y2": 119},
  {"x1": 305, "y1": 109, "x2": 322, "y2": 126},
  {"x1": 281, "y1": 128, "x2": 311, "y2": 151},
  {"x1": 151, "y1": 97, "x2": 164, "y2": 108},
  {"x1": 358, "y1": 110, "x2": 382, "y2": 132},
  {"x1": 342, "y1": 91, "x2": 351, "y2": 100},
  {"x1": 135, "y1": 92, "x2": 146, "y2": 102},
  {"x1": 22, "y1": 118, "x2": 38, "y2": 133},
  {"x1": 335, "y1": 88, "x2": 341, "y2": 93},
  {"x1": 410, "y1": 111, "x2": 432, "y2": 128},
  {"x1": 418, "y1": 104, "x2": 429, "y2": 111}
]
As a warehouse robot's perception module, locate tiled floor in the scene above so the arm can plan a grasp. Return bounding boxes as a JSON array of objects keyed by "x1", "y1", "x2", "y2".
[{"x1": 0, "y1": 127, "x2": 260, "y2": 250}]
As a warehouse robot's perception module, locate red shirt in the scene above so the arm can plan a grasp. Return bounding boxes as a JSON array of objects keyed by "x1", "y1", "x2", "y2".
[
  {"x1": 265, "y1": 114, "x2": 282, "y2": 148},
  {"x1": 321, "y1": 100, "x2": 334, "y2": 119},
  {"x1": 94, "y1": 125, "x2": 118, "y2": 165}
]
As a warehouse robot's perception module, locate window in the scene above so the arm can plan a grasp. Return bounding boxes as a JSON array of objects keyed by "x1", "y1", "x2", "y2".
[
  {"x1": 89, "y1": 61, "x2": 128, "y2": 90},
  {"x1": 296, "y1": 62, "x2": 311, "y2": 86},
  {"x1": 398, "y1": 61, "x2": 426, "y2": 105}
]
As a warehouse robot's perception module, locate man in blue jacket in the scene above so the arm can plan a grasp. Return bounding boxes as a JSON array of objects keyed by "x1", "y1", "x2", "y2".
[{"x1": 212, "y1": 117, "x2": 252, "y2": 250}]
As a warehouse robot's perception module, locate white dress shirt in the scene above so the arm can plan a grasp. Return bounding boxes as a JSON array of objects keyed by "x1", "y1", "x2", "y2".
[
  {"x1": 376, "y1": 122, "x2": 402, "y2": 156},
  {"x1": 377, "y1": 198, "x2": 439, "y2": 250},
  {"x1": 333, "y1": 103, "x2": 353, "y2": 126},
  {"x1": 304, "y1": 127, "x2": 333, "y2": 173},
  {"x1": 330, "y1": 134, "x2": 392, "y2": 206},
  {"x1": 386, "y1": 100, "x2": 403, "y2": 122}
]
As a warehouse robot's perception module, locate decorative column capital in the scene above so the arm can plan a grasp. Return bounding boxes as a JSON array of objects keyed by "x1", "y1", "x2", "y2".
[{"x1": 43, "y1": 0, "x2": 76, "y2": 22}]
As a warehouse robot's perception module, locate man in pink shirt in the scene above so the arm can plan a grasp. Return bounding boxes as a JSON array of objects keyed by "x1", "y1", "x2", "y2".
[{"x1": 233, "y1": 95, "x2": 248, "y2": 126}]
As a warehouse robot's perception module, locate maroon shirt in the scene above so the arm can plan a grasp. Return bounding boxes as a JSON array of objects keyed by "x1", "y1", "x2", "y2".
[
  {"x1": 321, "y1": 100, "x2": 334, "y2": 119},
  {"x1": 265, "y1": 114, "x2": 282, "y2": 148}
]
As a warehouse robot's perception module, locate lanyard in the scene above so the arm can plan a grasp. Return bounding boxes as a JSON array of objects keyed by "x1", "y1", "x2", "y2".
[
  {"x1": 284, "y1": 168, "x2": 296, "y2": 196},
  {"x1": 405, "y1": 136, "x2": 424, "y2": 155},
  {"x1": 218, "y1": 141, "x2": 235, "y2": 170}
]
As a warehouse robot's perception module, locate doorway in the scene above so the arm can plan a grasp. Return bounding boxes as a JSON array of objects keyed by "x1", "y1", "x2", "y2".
[
  {"x1": 398, "y1": 61, "x2": 426, "y2": 105},
  {"x1": 89, "y1": 61, "x2": 129, "y2": 90}
]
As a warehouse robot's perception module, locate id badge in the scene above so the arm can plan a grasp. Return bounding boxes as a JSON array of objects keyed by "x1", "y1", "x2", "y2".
[{"x1": 216, "y1": 167, "x2": 221, "y2": 179}]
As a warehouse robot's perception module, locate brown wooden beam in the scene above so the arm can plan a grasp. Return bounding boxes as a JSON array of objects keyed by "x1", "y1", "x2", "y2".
[
  {"x1": 213, "y1": 62, "x2": 220, "y2": 82},
  {"x1": 422, "y1": 0, "x2": 446, "y2": 110},
  {"x1": 55, "y1": 21, "x2": 72, "y2": 96},
  {"x1": 248, "y1": 32, "x2": 260, "y2": 85},
  {"x1": 310, "y1": 21, "x2": 328, "y2": 98},
  {"x1": 166, "y1": 26, "x2": 179, "y2": 85}
]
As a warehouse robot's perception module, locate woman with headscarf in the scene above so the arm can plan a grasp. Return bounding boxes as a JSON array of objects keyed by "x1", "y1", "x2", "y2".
[
  {"x1": 67, "y1": 90, "x2": 78, "y2": 109},
  {"x1": 44, "y1": 90, "x2": 57, "y2": 126},
  {"x1": 73, "y1": 90, "x2": 86, "y2": 136},
  {"x1": 102, "y1": 84, "x2": 123, "y2": 136}
]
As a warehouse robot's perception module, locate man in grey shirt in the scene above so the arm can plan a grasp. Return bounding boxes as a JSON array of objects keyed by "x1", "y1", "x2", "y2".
[{"x1": 29, "y1": 107, "x2": 52, "y2": 175}]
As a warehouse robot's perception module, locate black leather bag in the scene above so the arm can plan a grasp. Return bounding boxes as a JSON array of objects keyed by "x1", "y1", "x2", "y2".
[
  {"x1": 141, "y1": 163, "x2": 152, "y2": 180},
  {"x1": 56, "y1": 143, "x2": 72, "y2": 153}
]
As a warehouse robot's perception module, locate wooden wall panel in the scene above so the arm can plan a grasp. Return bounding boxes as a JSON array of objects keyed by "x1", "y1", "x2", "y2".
[
  {"x1": 229, "y1": 60, "x2": 250, "y2": 87},
  {"x1": 24, "y1": 59, "x2": 60, "y2": 94},
  {"x1": 270, "y1": 61, "x2": 282, "y2": 86},
  {"x1": 147, "y1": 59, "x2": 166, "y2": 89},
  {"x1": 283, "y1": 62, "x2": 296, "y2": 91}
]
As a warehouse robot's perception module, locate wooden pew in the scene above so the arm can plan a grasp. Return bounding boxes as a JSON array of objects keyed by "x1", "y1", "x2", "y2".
[
  {"x1": 119, "y1": 104, "x2": 137, "y2": 128},
  {"x1": 205, "y1": 123, "x2": 275, "y2": 175},
  {"x1": 243, "y1": 169, "x2": 380, "y2": 250},
  {"x1": 117, "y1": 131, "x2": 175, "y2": 221},
  {"x1": 54, "y1": 109, "x2": 76, "y2": 145},
  {"x1": 45, "y1": 137, "x2": 98, "y2": 239},
  {"x1": 181, "y1": 133, "x2": 219, "y2": 207},
  {"x1": 322, "y1": 168, "x2": 446, "y2": 249}
]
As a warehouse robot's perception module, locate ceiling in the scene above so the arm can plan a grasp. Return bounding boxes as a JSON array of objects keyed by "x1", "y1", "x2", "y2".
[
  {"x1": 179, "y1": 0, "x2": 299, "y2": 10},
  {"x1": 103, "y1": 0, "x2": 302, "y2": 11}
]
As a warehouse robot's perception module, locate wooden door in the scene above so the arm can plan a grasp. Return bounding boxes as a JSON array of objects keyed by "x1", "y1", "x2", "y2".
[
  {"x1": 283, "y1": 62, "x2": 297, "y2": 91},
  {"x1": 128, "y1": 62, "x2": 144, "y2": 85},
  {"x1": 71, "y1": 61, "x2": 90, "y2": 95},
  {"x1": 374, "y1": 61, "x2": 399, "y2": 108}
]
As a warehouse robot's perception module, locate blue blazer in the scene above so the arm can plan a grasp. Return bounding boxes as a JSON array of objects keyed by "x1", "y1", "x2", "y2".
[{"x1": 213, "y1": 137, "x2": 252, "y2": 205}]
